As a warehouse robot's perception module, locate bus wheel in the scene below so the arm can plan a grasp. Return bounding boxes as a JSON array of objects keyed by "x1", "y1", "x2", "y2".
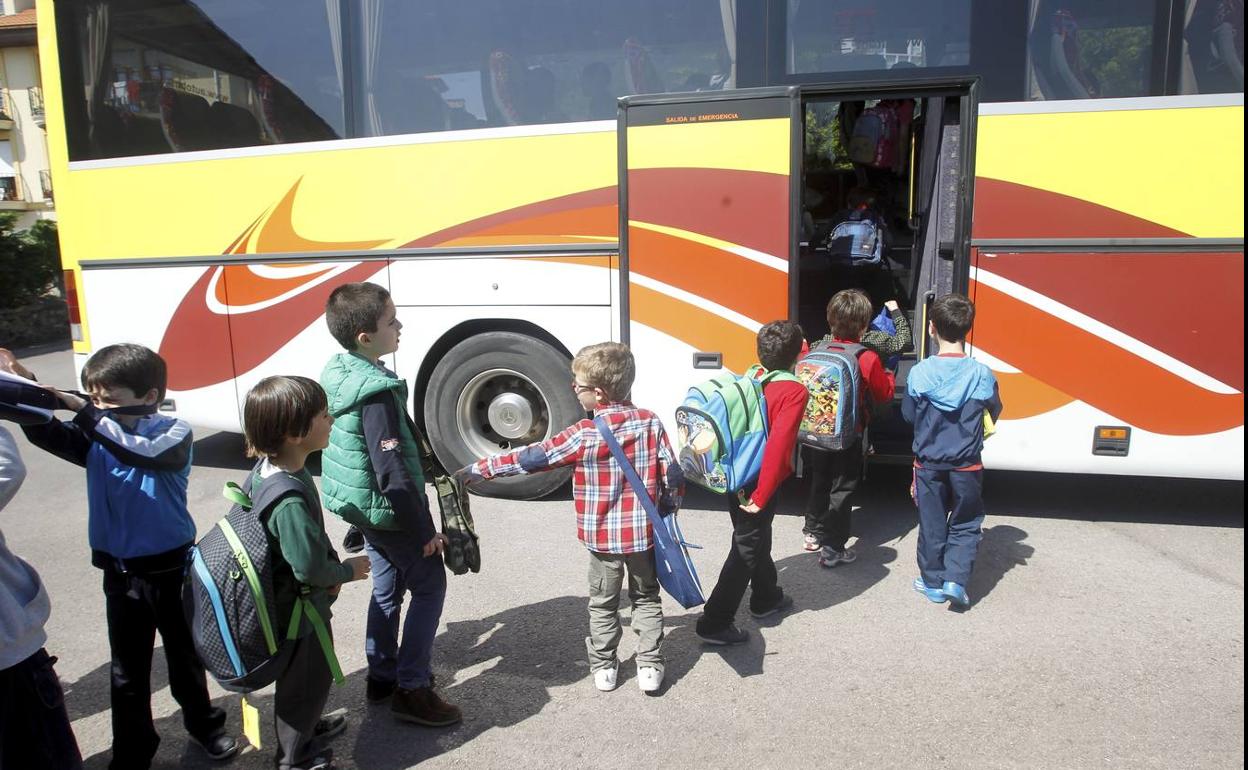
[{"x1": 424, "y1": 332, "x2": 581, "y2": 499}]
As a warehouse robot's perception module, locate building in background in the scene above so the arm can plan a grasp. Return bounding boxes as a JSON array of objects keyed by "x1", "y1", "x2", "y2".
[{"x1": 1, "y1": 0, "x2": 54, "y2": 229}]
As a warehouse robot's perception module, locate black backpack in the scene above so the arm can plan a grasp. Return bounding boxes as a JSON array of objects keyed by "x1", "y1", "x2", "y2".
[{"x1": 184, "y1": 463, "x2": 342, "y2": 693}]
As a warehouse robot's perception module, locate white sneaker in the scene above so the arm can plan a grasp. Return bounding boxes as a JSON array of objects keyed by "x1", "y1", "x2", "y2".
[
  {"x1": 593, "y1": 663, "x2": 618, "y2": 692},
  {"x1": 637, "y1": 666, "x2": 663, "y2": 694}
]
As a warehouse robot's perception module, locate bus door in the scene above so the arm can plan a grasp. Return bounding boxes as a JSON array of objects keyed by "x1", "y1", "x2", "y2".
[
  {"x1": 618, "y1": 88, "x2": 801, "y2": 413},
  {"x1": 793, "y1": 81, "x2": 977, "y2": 456}
]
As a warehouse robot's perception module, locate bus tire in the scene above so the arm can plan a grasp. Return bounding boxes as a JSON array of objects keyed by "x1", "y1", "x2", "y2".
[{"x1": 423, "y1": 331, "x2": 581, "y2": 500}]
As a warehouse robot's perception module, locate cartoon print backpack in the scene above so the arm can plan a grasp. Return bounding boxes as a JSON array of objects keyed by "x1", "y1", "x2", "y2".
[
  {"x1": 849, "y1": 103, "x2": 899, "y2": 168},
  {"x1": 825, "y1": 206, "x2": 885, "y2": 266},
  {"x1": 184, "y1": 463, "x2": 343, "y2": 693},
  {"x1": 674, "y1": 364, "x2": 799, "y2": 494},
  {"x1": 795, "y1": 340, "x2": 867, "y2": 451}
]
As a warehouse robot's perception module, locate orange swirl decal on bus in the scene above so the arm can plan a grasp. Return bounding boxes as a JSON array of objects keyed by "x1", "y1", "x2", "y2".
[{"x1": 971, "y1": 278, "x2": 1243, "y2": 435}]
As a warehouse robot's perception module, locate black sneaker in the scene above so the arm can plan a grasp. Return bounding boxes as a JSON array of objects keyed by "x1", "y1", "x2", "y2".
[
  {"x1": 195, "y1": 733, "x2": 239, "y2": 761},
  {"x1": 366, "y1": 677, "x2": 397, "y2": 703},
  {"x1": 749, "y1": 593, "x2": 794, "y2": 619},
  {"x1": 342, "y1": 525, "x2": 366, "y2": 554},
  {"x1": 695, "y1": 623, "x2": 749, "y2": 646},
  {"x1": 293, "y1": 750, "x2": 335, "y2": 770},
  {"x1": 314, "y1": 714, "x2": 347, "y2": 741}
]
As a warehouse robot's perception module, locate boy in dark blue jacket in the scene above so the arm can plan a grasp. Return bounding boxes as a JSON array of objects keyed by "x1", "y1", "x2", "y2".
[
  {"x1": 901, "y1": 294, "x2": 1003, "y2": 608},
  {"x1": 21, "y1": 344, "x2": 236, "y2": 769}
]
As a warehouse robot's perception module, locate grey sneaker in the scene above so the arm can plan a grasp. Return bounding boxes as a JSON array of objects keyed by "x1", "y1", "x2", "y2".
[
  {"x1": 749, "y1": 593, "x2": 794, "y2": 619},
  {"x1": 818, "y1": 546, "x2": 857, "y2": 568}
]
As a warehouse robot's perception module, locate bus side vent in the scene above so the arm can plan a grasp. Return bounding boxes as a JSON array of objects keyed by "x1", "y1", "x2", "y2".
[{"x1": 1092, "y1": 426, "x2": 1131, "y2": 457}]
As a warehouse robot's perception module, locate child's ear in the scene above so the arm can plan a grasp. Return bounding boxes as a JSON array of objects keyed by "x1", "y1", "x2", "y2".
[
  {"x1": 142, "y1": 388, "x2": 160, "y2": 405},
  {"x1": 355, "y1": 331, "x2": 371, "y2": 349}
]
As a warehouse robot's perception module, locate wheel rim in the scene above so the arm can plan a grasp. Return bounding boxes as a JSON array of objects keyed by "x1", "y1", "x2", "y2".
[{"x1": 455, "y1": 368, "x2": 552, "y2": 457}]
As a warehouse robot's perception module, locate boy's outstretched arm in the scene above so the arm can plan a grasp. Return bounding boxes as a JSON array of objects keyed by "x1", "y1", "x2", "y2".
[
  {"x1": 655, "y1": 421, "x2": 685, "y2": 515},
  {"x1": 458, "y1": 421, "x2": 585, "y2": 485},
  {"x1": 21, "y1": 407, "x2": 94, "y2": 468},
  {"x1": 361, "y1": 393, "x2": 436, "y2": 546},
  {"x1": 71, "y1": 404, "x2": 193, "y2": 471}
]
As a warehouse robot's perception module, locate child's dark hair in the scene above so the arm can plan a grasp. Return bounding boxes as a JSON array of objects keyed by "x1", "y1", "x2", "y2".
[
  {"x1": 325, "y1": 283, "x2": 391, "y2": 350},
  {"x1": 243, "y1": 376, "x2": 328, "y2": 458},
  {"x1": 826, "y1": 288, "x2": 873, "y2": 341},
  {"x1": 930, "y1": 293, "x2": 975, "y2": 343},
  {"x1": 81, "y1": 344, "x2": 168, "y2": 401},
  {"x1": 757, "y1": 320, "x2": 805, "y2": 371}
]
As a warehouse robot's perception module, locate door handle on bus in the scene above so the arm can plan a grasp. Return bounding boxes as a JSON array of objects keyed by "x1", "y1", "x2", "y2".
[{"x1": 692, "y1": 352, "x2": 723, "y2": 369}]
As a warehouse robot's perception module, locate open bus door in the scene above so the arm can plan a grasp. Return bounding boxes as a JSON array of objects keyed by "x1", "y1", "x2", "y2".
[{"x1": 617, "y1": 87, "x2": 802, "y2": 413}]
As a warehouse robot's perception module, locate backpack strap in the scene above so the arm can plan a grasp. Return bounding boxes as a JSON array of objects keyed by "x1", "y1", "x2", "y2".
[{"x1": 285, "y1": 591, "x2": 345, "y2": 685}]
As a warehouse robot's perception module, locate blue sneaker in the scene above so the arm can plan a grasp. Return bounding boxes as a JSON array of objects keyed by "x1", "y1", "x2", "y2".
[
  {"x1": 912, "y1": 577, "x2": 947, "y2": 603},
  {"x1": 941, "y1": 581, "x2": 970, "y2": 607}
]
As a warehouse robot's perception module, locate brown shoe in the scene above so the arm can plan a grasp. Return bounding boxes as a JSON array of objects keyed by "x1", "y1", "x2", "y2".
[{"x1": 391, "y1": 686, "x2": 462, "y2": 727}]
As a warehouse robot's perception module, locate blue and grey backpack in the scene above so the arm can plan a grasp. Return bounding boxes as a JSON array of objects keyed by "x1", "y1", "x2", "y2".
[
  {"x1": 826, "y1": 207, "x2": 885, "y2": 266},
  {"x1": 183, "y1": 463, "x2": 342, "y2": 693},
  {"x1": 795, "y1": 340, "x2": 867, "y2": 451},
  {"x1": 674, "y1": 364, "x2": 799, "y2": 494}
]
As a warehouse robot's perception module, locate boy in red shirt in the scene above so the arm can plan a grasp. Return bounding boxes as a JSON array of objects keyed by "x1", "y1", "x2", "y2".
[
  {"x1": 695, "y1": 321, "x2": 809, "y2": 646},
  {"x1": 802, "y1": 289, "x2": 896, "y2": 566}
]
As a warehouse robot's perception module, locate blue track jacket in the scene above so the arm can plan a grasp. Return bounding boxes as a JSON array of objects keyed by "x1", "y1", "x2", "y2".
[
  {"x1": 24, "y1": 405, "x2": 196, "y2": 568},
  {"x1": 901, "y1": 354, "x2": 1003, "y2": 471}
]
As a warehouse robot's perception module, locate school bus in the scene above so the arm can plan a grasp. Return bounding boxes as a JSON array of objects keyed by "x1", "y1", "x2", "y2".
[{"x1": 38, "y1": 0, "x2": 1244, "y2": 496}]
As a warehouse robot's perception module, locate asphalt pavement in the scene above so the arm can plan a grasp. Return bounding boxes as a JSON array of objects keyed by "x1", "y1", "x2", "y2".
[{"x1": 2, "y1": 345, "x2": 1243, "y2": 769}]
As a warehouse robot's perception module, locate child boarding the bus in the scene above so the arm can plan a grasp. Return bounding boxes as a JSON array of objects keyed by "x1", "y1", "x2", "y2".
[
  {"x1": 18, "y1": 344, "x2": 238, "y2": 769},
  {"x1": 694, "y1": 321, "x2": 809, "y2": 646},
  {"x1": 456, "y1": 342, "x2": 684, "y2": 694},
  {"x1": 801, "y1": 290, "x2": 896, "y2": 564},
  {"x1": 902, "y1": 293, "x2": 1003, "y2": 608},
  {"x1": 319, "y1": 283, "x2": 462, "y2": 728},
  {"x1": 241, "y1": 376, "x2": 371, "y2": 770}
]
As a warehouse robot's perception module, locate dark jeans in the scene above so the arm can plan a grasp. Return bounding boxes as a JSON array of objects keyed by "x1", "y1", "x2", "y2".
[
  {"x1": 362, "y1": 527, "x2": 447, "y2": 690},
  {"x1": 274, "y1": 632, "x2": 333, "y2": 770},
  {"x1": 803, "y1": 443, "x2": 863, "y2": 550},
  {"x1": 697, "y1": 492, "x2": 784, "y2": 633},
  {"x1": 0, "y1": 648, "x2": 82, "y2": 770},
  {"x1": 102, "y1": 565, "x2": 226, "y2": 770},
  {"x1": 914, "y1": 467, "x2": 985, "y2": 588}
]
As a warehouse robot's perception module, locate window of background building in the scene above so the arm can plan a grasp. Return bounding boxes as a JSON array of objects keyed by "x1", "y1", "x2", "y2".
[
  {"x1": 1026, "y1": 0, "x2": 1157, "y2": 100},
  {"x1": 353, "y1": 0, "x2": 735, "y2": 136},
  {"x1": 1180, "y1": 0, "x2": 1245, "y2": 93},
  {"x1": 59, "y1": 0, "x2": 343, "y2": 160},
  {"x1": 0, "y1": 141, "x2": 16, "y2": 201},
  {"x1": 785, "y1": 0, "x2": 972, "y2": 75}
]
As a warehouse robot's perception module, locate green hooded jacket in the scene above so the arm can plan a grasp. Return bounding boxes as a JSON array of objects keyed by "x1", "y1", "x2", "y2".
[{"x1": 320, "y1": 352, "x2": 424, "y2": 531}]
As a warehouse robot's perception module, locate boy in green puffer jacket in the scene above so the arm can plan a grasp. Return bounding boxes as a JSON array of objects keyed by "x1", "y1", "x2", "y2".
[{"x1": 319, "y1": 283, "x2": 461, "y2": 728}]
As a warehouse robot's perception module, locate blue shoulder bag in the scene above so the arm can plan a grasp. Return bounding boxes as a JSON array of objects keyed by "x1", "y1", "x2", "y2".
[{"x1": 593, "y1": 417, "x2": 705, "y2": 609}]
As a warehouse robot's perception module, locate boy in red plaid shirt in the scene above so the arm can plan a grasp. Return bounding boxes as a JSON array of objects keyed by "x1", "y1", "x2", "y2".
[{"x1": 456, "y1": 343, "x2": 683, "y2": 695}]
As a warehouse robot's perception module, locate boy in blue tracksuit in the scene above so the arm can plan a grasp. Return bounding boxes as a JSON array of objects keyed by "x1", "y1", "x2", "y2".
[
  {"x1": 20, "y1": 344, "x2": 236, "y2": 769},
  {"x1": 902, "y1": 294, "x2": 1003, "y2": 608}
]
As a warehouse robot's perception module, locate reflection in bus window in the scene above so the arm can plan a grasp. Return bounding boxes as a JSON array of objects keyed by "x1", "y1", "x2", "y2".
[
  {"x1": 1182, "y1": 0, "x2": 1245, "y2": 94},
  {"x1": 786, "y1": 0, "x2": 972, "y2": 75},
  {"x1": 356, "y1": 0, "x2": 735, "y2": 137},
  {"x1": 57, "y1": 0, "x2": 343, "y2": 161},
  {"x1": 1026, "y1": 0, "x2": 1155, "y2": 100}
]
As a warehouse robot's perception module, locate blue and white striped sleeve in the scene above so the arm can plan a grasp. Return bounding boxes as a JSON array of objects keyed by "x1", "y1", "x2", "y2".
[{"x1": 73, "y1": 405, "x2": 192, "y2": 471}]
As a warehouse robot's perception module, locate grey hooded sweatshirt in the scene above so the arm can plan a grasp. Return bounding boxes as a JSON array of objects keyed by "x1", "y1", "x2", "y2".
[{"x1": 0, "y1": 426, "x2": 50, "y2": 670}]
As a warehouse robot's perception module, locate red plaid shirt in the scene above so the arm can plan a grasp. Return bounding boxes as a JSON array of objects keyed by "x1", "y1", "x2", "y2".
[{"x1": 470, "y1": 402, "x2": 683, "y2": 554}]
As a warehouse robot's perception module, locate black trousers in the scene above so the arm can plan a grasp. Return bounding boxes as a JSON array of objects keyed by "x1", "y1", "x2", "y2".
[
  {"x1": 802, "y1": 444, "x2": 863, "y2": 550},
  {"x1": 102, "y1": 564, "x2": 226, "y2": 770},
  {"x1": 274, "y1": 632, "x2": 334, "y2": 770},
  {"x1": 697, "y1": 492, "x2": 784, "y2": 633},
  {"x1": 0, "y1": 648, "x2": 82, "y2": 770}
]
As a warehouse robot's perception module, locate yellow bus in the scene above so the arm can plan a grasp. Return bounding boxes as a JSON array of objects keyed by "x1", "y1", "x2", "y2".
[{"x1": 38, "y1": 0, "x2": 1243, "y2": 496}]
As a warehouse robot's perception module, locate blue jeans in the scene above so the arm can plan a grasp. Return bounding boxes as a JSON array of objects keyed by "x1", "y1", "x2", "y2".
[
  {"x1": 914, "y1": 467, "x2": 985, "y2": 588},
  {"x1": 362, "y1": 528, "x2": 447, "y2": 690}
]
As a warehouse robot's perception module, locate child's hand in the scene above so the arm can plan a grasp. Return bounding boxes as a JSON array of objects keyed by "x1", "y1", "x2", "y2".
[
  {"x1": 452, "y1": 466, "x2": 481, "y2": 488},
  {"x1": 741, "y1": 500, "x2": 762, "y2": 514},
  {"x1": 328, "y1": 584, "x2": 342, "y2": 597},
  {"x1": 52, "y1": 389, "x2": 87, "y2": 412},
  {"x1": 345, "y1": 555, "x2": 371, "y2": 581},
  {"x1": 884, "y1": 300, "x2": 900, "y2": 312},
  {"x1": 423, "y1": 533, "x2": 448, "y2": 558}
]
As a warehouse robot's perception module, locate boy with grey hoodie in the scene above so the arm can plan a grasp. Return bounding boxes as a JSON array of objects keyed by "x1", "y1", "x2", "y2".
[{"x1": 1, "y1": 423, "x2": 83, "y2": 769}]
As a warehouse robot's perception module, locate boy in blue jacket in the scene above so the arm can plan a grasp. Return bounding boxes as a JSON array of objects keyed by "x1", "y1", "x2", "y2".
[
  {"x1": 20, "y1": 344, "x2": 237, "y2": 769},
  {"x1": 902, "y1": 294, "x2": 1003, "y2": 608}
]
